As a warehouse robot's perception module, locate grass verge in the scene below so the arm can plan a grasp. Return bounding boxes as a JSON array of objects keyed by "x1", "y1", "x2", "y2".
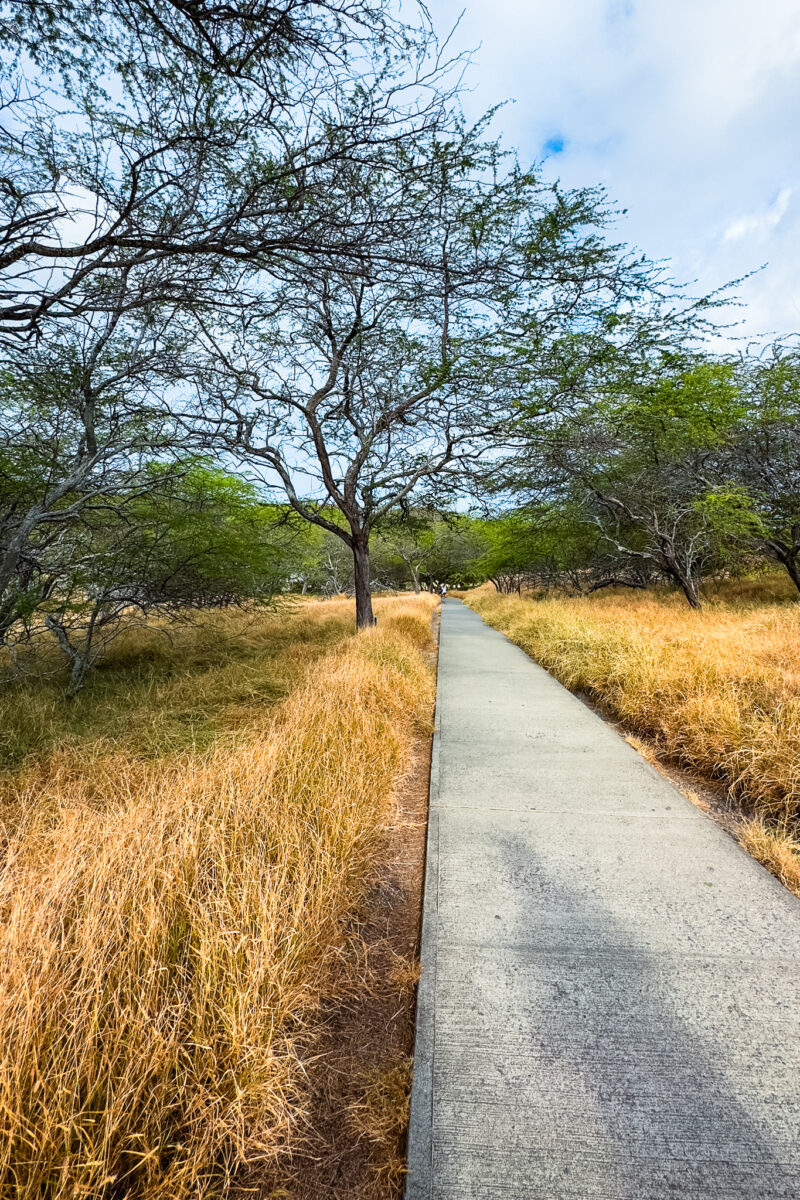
[
  {"x1": 739, "y1": 821, "x2": 800, "y2": 896},
  {"x1": 250, "y1": 716, "x2": 433, "y2": 1200},
  {"x1": 462, "y1": 586, "x2": 800, "y2": 893},
  {"x1": 0, "y1": 595, "x2": 436, "y2": 1199}
]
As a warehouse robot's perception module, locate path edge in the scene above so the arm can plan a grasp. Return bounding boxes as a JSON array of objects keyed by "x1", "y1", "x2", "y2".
[{"x1": 404, "y1": 603, "x2": 444, "y2": 1200}]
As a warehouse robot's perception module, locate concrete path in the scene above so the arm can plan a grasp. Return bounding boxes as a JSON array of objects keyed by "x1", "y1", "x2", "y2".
[{"x1": 406, "y1": 601, "x2": 800, "y2": 1200}]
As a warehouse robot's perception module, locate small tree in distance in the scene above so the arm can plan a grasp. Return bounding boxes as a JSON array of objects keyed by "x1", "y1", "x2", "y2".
[{"x1": 376, "y1": 510, "x2": 486, "y2": 592}]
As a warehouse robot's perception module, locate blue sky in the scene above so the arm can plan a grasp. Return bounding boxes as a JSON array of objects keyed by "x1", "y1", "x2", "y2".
[{"x1": 428, "y1": 0, "x2": 800, "y2": 343}]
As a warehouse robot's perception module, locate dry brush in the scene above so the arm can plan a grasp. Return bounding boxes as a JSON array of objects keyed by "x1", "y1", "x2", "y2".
[{"x1": 0, "y1": 596, "x2": 435, "y2": 1199}]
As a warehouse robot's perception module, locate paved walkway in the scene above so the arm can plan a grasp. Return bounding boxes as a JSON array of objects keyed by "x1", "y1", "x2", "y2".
[{"x1": 406, "y1": 601, "x2": 800, "y2": 1200}]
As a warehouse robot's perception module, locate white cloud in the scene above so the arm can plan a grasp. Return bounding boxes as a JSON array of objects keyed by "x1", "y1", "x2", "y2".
[
  {"x1": 724, "y1": 188, "x2": 792, "y2": 242},
  {"x1": 428, "y1": 0, "x2": 800, "y2": 342}
]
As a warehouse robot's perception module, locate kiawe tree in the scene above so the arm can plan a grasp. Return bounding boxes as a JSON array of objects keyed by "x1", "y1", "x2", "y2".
[
  {"x1": 542, "y1": 357, "x2": 745, "y2": 608},
  {"x1": 375, "y1": 509, "x2": 487, "y2": 592},
  {"x1": 476, "y1": 504, "x2": 606, "y2": 594},
  {"x1": 0, "y1": 292, "x2": 193, "y2": 642},
  {"x1": 3, "y1": 0, "x2": 756, "y2": 634},
  {"x1": 198, "y1": 128, "x2": 661, "y2": 626},
  {"x1": 0, "y1": 0, "x2": 457, "y2": 344},
  {"x1": 730, "y1": 344, "x2": 800, "y2": 593},
  {"x1": 0, "y1": 0, "x2": 475, "y2": 641},
  {"x1": 375, "y1": 511, "x2": 443, "y2": 593},
  {"x1": 30, "y1": 462, "x2": 285, "y2": 694}
]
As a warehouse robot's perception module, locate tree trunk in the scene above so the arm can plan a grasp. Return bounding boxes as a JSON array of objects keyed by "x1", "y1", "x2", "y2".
[
  {"x1": 411, "y1": 566, "x2": 421, "y2": 594},
  {"x1": 352, "y1": 538, "x2": 375, "y2": 628},
  {"x1": 767, "y1": 541, "x2": 800, "y2": 596},
  {"x1": 0, "y1": 512, "x2": 41, "y2": 612},
  {"x1": 658, "y1": 548, "x2": 702, "y2": 610},
  {"x1": 785, "y1": 556, "x2": 800, "y2": 596},
  {"x1": 44, "y1": 613, "x2": 94, "y2": 697},
  {"x1": 671, "y1": 569, "x2": 702, "y2": 610}
]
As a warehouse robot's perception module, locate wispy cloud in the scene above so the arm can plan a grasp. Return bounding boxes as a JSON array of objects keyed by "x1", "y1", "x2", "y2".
[{"x1": 724, "y1": 188, "x2": 792, "y2": 242}]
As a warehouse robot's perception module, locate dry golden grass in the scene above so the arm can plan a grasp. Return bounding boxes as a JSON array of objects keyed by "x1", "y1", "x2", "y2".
[
  {"x1": 0, "y1": 602, "x2": 356, "y2": 770},
  {"x1": 345, "y1": 1056, "x2": 414, "y2": 1194},
  {"x1": 465, "y1": 585, "x2": 800, "y2": 822},
  {"x1": 739, "y1": 821, "x2": 800, "y2": 897},
  {"x1": 0, "y1": 595, "x2": 436, "y2": 1200}
]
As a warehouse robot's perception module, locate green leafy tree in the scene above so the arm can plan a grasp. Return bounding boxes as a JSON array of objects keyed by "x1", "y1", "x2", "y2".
[
  {"x1": 729, "y1": 346, "x2": 800, "y2": 592},
  {"x1": 478, "y1": 511, "x2": 549, "y2": 593},
  {"x1": 375, "y1": 511, "x2": 487, "y2": 592},
  {"x1": 521, "y1": 355, "x2": 745, "y2": 607},
  {"x1": 42, "y1": 465, "x2": 284, "y2": 694}
]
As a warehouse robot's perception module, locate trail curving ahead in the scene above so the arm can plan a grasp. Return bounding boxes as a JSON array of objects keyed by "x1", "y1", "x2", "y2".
[{"x1": 406, "y1": 600, "x2": 800, "y2": 1200}]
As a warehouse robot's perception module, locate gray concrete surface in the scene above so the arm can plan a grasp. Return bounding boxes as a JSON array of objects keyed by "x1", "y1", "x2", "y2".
[{"x1": 406, "y1": 600, "x2": 800, "y2": 1200}]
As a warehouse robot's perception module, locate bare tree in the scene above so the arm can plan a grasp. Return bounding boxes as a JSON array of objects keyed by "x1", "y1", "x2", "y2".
[
  {"x1": 194, "y1": 127, "x2": 642, "y2": 626},
  {"x1": 0, "y1": 0, "x2": 465, "y2": 344}
]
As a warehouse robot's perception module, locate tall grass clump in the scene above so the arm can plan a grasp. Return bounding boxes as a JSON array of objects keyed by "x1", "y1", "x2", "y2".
[
  {"x1": 0, "y1": 595, "x2": 435, "y2": 1200},
  {"x1": 465, "y1": 588, "x2": 800, "y2": 822}
]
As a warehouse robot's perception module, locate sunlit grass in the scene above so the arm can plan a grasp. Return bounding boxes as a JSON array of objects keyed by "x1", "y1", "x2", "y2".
[
  {"x1": 0, "y1": 595, "x2": 436, "y2": 1199},
  {"x1": 739, "y1": 820, "x2": 800, "y2": 896},
  {"x1": 0, "y1": 603, "x2": 356, "y2": 769}
]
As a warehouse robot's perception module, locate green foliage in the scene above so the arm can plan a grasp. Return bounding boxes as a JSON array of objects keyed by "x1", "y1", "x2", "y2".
[
  {"x1": 732, "y1": 348, "x2": 800, "y2": 583},
  {"x1": 478, "y1": 512, "x2": 544, "y2": 583},
  {"x1": 374, "y1": 511, "x2": 487, "y2": 589},
  {"x1": 604, "y1": 359, "x2": 742, "y2": 454},
  {"x1": 694, "y1": 486, "x2": 764, "y2": 540},
  {"x1": 476, "y1": 506, "x2": 600, "y2": 591},
  {"x1": 9, "y1": 461, "x2": 297, "y2": 694},
  {"x1": 112, "y1": 463, "x2": 286, "y2": 607}
]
